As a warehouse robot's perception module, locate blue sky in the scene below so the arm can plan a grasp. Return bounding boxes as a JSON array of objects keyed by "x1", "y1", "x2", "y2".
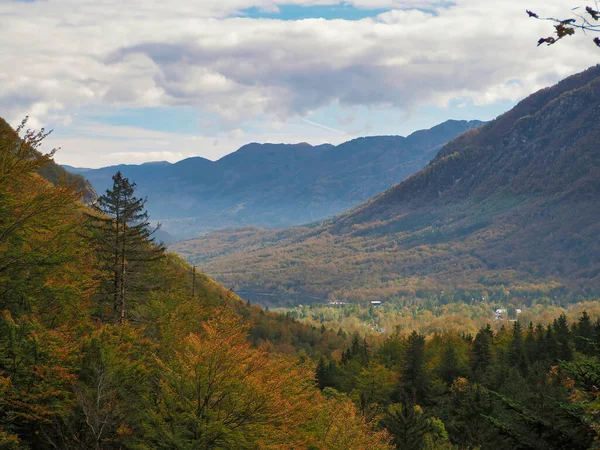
[
  {"x1": 88, "y1": 99, "x2": 514, "y2": 142},
  {"x1": 1, "y1": 0, "x2": 596, "y2": 167},
  {"x1": 238, "y1": 4, "x2": 389, "y2": 20}
]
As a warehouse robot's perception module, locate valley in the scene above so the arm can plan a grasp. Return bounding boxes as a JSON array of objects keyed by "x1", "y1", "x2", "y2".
[
  {"x1": 4, "y1": 0, "x2": 600, "y2": 446},
  {"x1": 173, "y1": 65, "x2": 600, "y2": 306}
]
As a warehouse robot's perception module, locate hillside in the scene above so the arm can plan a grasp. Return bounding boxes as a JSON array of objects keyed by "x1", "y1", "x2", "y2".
[
  {"x1": 0, "y1": 117, "x2": 97, "y2": 204},
  {"x1": 65, "y1": 119, "x2": 482, "y2": 238},
  {"x1": 173, "y1": 65, "x2": 600, "y2": 304},
  {"x1": 0, "y1": 114, "x2": 392, "y2": 449}
]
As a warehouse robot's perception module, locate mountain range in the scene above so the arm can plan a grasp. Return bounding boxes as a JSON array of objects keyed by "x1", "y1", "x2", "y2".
[
  {"x1": 64, "y1": 119, "x2": 482, "y2": 239},
  {"x1": 172, "y1": 65, "x2": 600, "y2": 304}
]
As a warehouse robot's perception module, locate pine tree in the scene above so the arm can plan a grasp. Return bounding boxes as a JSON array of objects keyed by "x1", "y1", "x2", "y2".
[
  {"x1": 89, "y1": 172, "x2": 165, "y2": 323},
  {"x1": 315, "y1": 356, "x2": 329, "y2": 390},
  {"x1": 594, "y1": 319, "x2": 600, "y2": 355},
  {"x1": 553, "y1": 314, "x2": 574, "y2": 361},
  {"x1": 439, "y1": 344, "x2": 460, "y2": 385},
  {"x1": 525, "y1": 322, "x2": 537, "y2": 364},
  {"x1": 472, "y1": 324, "x2": 493, "y2": 375},
  {"x1": 401, "y1": 331, "x2": 428, "y2": 404},
  {"x1": 383, "y1": 400, "x2": 450, "y2": 450},
  {"x1": 544, "y1": 324, "x2": 560, "y2": 363},
  {"x1": 508, "y1": 321, "x2": 528, "y2": 376},
  {"x1": 574, "y1": 311, "x2": 595, "y2": 355}
]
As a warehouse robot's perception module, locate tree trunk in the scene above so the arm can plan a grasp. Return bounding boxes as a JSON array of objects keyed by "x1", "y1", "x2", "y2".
[
  {"x1": 113, "y1": 216, "x2": 119, "y2": 315},
  {"x1": 119, "y1": 219, "x2": 126, "y2": 324}
]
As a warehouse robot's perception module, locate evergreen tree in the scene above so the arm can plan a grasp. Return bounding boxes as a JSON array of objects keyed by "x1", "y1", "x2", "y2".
[
  {"x1": 471, "y1": 324, "x2": 493, "y2": 375},
  {"x1": 439, "y1": 344, "x2": 461, "y2": 386},
  {"x1": 543, "y1": 324, "x2": 560, "y2": 363},
  {"x1": 401, "y1": 331, "x2": 428, "y2": 404},
  {"x1": 89, "y1": 172, "x2": 165, "y2": 323},
  {"x1": 383, "y1": 401, "x2": 451, "y2": 450},
  {"x1": 553, "y1": 314, "x2": 574, "y2": 361},
  {"x1": 508, "y1": 321, "x2": 528, "y2": 376},
  {"x1": 574, "y1": 311, "x2": 595, "y2": 355},
  {"x1": 315, "y1": 356, "x2": 330, "y2": 390},
  {"x1": 594, "y1": 318, "x2": 600, "y2": 354},
  {"x1": 525, "y1": 322, "x2": 537, "y2": 364}
]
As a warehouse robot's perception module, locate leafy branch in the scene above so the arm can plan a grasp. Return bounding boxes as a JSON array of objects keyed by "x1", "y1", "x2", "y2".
[{"x1": 527, "y1": 3, "x2": 600, "y2": 48}]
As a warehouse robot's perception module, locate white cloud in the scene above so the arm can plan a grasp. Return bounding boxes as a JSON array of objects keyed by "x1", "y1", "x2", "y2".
[
  {"x1": 47, "y1": 117, "x2": 356, "y2": 167},
  {"x1": 1, "y1": 0, "x2": 598, "y2": 165}
]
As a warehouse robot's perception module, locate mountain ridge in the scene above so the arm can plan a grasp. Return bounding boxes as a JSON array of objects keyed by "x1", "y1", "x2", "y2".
[
  {"x1": 173, "y1": 66, "x2": 600, "y2": 303},
  {"x1": 65, "y1": 119, "x2": 483, "y2": 238}
]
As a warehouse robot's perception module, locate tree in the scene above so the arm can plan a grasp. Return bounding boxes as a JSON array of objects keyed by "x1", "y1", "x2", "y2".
[
  {"x1": 400, "y1": 331, "x2": 428, "y2": 404},
  {"x1": 527, "y1": 5, "x2": 600, "y2": 48},
  {"x1": 508, "y1": 321, "x2": 529, "y2": 376},
  {"x1": 438, "y1": 344, "x2": 461, "y2": 386},
  {"x1": 573, "y1": 311, "x2": 595, "y2": 355},
  {"x1": 382, "y1": 401, "x2": 451, "y2": 450},
  {"x1": 0, "y1": 117, "x2": 95, "y2": 323},
  {"x1": 553, "y1": 314, "x2": 574, "y2": 361},
  {"x1": 146, "y1": 307, "x2": 315, "y2": 449},
  {"x1": 437, "y1": 378, "x2": 496, "y2": 448},
  {"x1": 472, "y1": 325, "x2": 494, "y2": 376},
  {"x1": 315, "y1": 356, "x2": 330, "y2": 390},
  {"x1": 89, "y1": 172, "x2": 164, "y2": 323}
]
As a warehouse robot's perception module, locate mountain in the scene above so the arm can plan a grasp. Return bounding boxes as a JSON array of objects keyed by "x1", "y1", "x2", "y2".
[
  {"x1": 172, "y1": 65, "x2": 600, "y2": 304},
  {"x1": 65, "y1": 119, "x2": 483, "y2": 238},
  {"x1": 0, "y1": 117, "x2": 97, "y2": 204}
]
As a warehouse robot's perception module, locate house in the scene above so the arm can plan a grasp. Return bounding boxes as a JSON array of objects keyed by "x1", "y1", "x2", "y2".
[
  {"x1": 328, "y1": 300, "x2": 346, "y2": 306},
  {"x1": 494, "y1": 308, "x2": 507, "y2": 321},
  {"x1": 371, "y1": 301, "x2": 382, "y2": 308}
]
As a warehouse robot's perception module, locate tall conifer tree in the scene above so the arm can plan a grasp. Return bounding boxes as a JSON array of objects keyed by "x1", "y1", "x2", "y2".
[{"x1": 89, "y1": 172, "x2": 164, "y2": 323}]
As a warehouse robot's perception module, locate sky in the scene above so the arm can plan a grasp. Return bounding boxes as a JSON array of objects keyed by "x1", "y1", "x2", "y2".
[{"x1": 1, "y1": 0, "x2": 598, "y2": 168}]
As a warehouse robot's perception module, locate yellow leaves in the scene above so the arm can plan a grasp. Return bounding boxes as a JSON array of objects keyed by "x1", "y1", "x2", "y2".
[
  {"x1": 116, "y1": 423, "x2": 133, "y2": 438},
  {"x1": 150, "y1": 305, "x2": 392, "y2": 449},
  {"x1": 0, "y1": 429, "x2": 21, "y2": 448},
  {"x1": 450, "y1": 377, "x2": 470, "y2": 393},
  {"x1": 309, "y1": 393, "x2": 391, "y2": 450}
]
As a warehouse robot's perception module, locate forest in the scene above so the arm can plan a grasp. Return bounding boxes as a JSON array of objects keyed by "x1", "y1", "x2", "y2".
[
  {"x1": 1, "y1": 118, "x2": 599, "y2": 449},
  {"x1": 313, "y1": 312, "x2": 600, "y2": 449},
  {"x1": 0, "y1": 119, "x2": 389, "y2": 449}
]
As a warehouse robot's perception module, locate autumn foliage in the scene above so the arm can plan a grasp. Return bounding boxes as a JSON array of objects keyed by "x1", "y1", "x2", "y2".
[{"x1": 0, "y1": 118, "x2": 390, "y2": 449}]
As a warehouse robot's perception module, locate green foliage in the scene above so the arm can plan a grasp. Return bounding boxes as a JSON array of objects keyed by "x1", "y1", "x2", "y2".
[
  {"x1": 382, "y1": 402, "x2": 451, "y2": 450},
  {"x1": 88, "y1": 171, "x2": 165, "y2": 323},
  {"x1": 0, "y1": 119, "x2": 392, "y2": 449},
  {"x1": 2, "y1": 117, "x2": 600, "y2": 449},
  {"x1": 312, "y1": 310, "x2": 600, "y2": 449},
  {"x1": 401, "y1": 331, "x2": 428, "y2": 404}
]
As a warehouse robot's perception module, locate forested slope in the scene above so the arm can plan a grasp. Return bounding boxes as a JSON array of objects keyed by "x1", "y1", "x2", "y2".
[
  {"x1": 0, "y1": 118, "x2": 390, "y2": 449},
  {"x1": 0, "y1": 117, "x2": 97, "y2": 204},
  {"x1": 2, "y1": 114, "x2": 600, "y2": 450},
  {"x1": 175, "y1": 65, "x2": 600, "y2": 303}
]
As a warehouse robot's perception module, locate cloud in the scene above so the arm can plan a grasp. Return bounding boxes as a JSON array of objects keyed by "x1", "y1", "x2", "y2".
[
  {"x1": 46, "y1": 116, "x2": 355, "y2": 167},
  {"x1": 1, "y1": 0, "x2": 598, "y2": 165}
]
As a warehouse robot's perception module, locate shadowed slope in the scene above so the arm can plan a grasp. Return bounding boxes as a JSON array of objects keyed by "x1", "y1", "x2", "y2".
[{"x1": 174, "y1": 66, "x2": 600, "y2": 303}]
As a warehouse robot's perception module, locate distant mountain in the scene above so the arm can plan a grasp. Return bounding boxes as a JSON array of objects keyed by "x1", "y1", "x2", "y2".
[
  {"x1": 0, "y1": 117, "x2": 97, "y2": 204},
  {"x1": 65, "y1": 120, "x2": 483, "y2": 238},
  {"x1": 173, "y1": 65, "x2": 600, "y2": 303}
]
